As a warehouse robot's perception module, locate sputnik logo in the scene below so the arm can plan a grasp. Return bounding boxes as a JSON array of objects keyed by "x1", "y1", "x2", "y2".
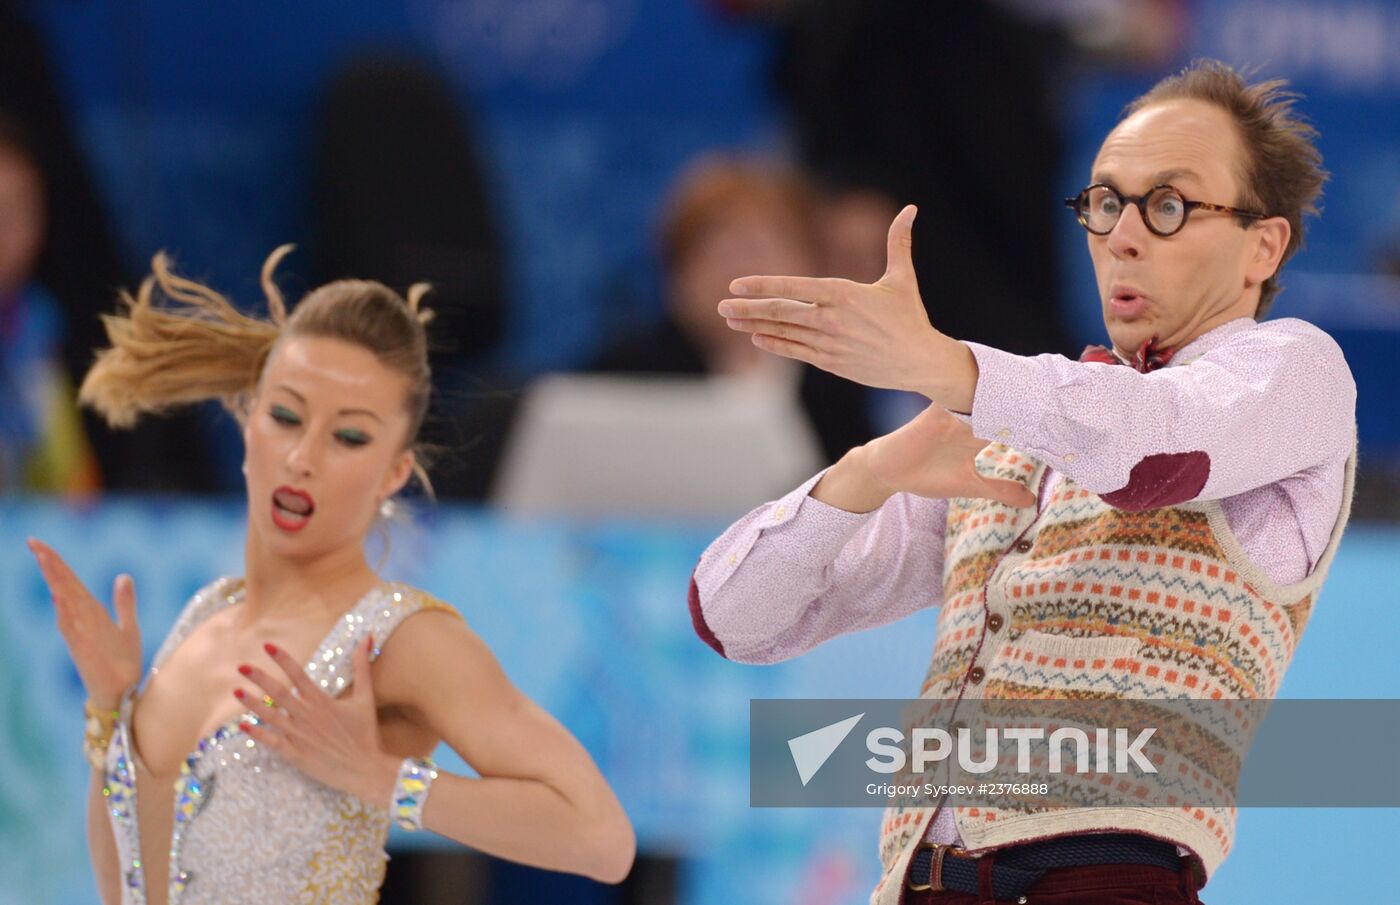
[{"x1": 787, "y1": 713, "x2": 864, "y2": 786}]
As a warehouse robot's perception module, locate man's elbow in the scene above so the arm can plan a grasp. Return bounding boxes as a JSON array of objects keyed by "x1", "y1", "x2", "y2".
[
  {"x1": 1099, "y1": 450, "x2": 1211, "y2": 511},
  {"x1": 689, "y1": 572, "x2": 730, "y2": 659},
  {"x1": 688, "y1": 570, "x2": 801, "y2": 666}
]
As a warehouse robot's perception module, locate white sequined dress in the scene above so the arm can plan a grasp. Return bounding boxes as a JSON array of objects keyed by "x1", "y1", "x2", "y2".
[{"x1": 100, "y1": 577, "x2": 458, "y2": 904}]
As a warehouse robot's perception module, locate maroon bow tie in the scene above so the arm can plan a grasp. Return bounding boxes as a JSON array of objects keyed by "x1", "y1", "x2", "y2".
[{"x1": 1079, "y1": 336, "x2": 1175, "y2": 373}]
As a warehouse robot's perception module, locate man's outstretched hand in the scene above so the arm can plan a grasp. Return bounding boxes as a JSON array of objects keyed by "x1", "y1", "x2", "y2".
[
  {"x1": 812, "y1": 404, "x2": 1037, "y2": 513},
  {"x1": 718, "y1": 204, "x2": 977, "y2": 410}
]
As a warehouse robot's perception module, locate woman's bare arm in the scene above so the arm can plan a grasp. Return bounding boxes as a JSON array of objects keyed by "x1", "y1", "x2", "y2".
[
  {"x1": 372, "y1": 611, "x2": 636, "y2": 883},
  {"x1": 87, "y1": 768, "x2": 120, "y2": 905}
]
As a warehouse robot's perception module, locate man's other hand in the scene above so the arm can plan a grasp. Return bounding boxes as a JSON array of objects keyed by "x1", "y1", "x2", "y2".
[{"x1": 813, "y1": 404, "x2": 1037, "y2": 513}]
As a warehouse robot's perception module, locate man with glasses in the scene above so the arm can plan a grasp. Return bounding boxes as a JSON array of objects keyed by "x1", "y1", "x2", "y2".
[{"x1": 688, "y1": 59, "x2": 1356, "y2": 904}]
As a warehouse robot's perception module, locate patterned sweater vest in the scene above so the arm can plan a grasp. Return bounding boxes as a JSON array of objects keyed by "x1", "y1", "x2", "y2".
[{"x1": 869, "y1": 442, "x2": 1356, "y2": 905}]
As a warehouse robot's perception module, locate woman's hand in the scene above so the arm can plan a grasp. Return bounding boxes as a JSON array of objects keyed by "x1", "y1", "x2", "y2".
[
  {"x1": 28, "y1": 538, "x2": 143, "y2": 710},
  {"x1": 236, "y1": 635, "x2": 400, "y2": 808}
]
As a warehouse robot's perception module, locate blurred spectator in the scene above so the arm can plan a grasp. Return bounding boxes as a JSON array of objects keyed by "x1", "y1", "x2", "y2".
[
  {"x1": 0, "y1": 117, "x2": 97, "y2": 494},
  {"x1": 0, "y1": 2, "x2": 126, "y2": 383},
  {"x1": 1382, "y1": 196, "x2": 1400, "y2": 280},
  {"x1": 818, "y1": 184, "x2": 900, "y2": 284},
  {"x1": 992, "y1": 0, "x2": 1186, "y2": 69},
  {"x1": 2, "y1": 1, "x2": 217, "y2": 492},
  {"x1": 813, "y1": 181, "x2": 934, "y2": 432},
  {"x1": 591, "y1": 155, "x2": 875, "y2": 462},
  {"x1": 767, "y1": 0, "x2": 1075, "y2": 357},
  {"x1": 433, "y1": 157, "x2": 880, "y2": 504},
  {"x1": 309, "y1": 53, "x2": 512, "y2": 502},
  {"x1": 311, "y1": 54, "x2": 508, "y2": 374},
  {"x1": 1383, "y1": 249, "x2": 1400, "y2": 280}
]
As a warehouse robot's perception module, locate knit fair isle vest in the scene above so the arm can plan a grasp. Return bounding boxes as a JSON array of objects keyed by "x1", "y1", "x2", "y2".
[{"x1": 869, "y1": 441, "x2": 1356, "y2": 905}]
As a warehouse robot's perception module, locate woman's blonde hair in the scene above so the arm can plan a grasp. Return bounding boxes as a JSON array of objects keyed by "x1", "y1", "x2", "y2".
[{"x1": 80, "y1": 245, "x2": 436, "y2": 493}]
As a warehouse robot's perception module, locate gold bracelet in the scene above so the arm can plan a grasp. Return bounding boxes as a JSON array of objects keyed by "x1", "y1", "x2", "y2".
[{"x1": 83, "y1": 700, "x2": 120, "y2": 771}]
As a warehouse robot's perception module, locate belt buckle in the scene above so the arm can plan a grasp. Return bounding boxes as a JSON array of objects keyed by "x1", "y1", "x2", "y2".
[{"x1": 907, "y1": 842, "x2": 965, "y2": 892}]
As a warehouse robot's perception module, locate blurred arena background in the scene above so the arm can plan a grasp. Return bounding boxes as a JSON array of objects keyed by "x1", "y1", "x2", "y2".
[{"x1": 1, "y1": 1, "x2": 1397, "y2": 902}]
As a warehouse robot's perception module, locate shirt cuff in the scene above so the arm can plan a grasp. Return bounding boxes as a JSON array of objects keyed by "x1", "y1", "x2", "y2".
[
  {"x1": 785, "y1": 475, "x2": 877, "y2": 565},
  {"x1": 697, "y1": 468, "x2": 866, "y2": 592},
  {"x1": 784, "y1": 466, "x2": 875, "y2": 549}
]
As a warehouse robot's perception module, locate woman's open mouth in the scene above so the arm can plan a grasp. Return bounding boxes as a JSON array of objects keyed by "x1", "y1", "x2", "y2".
[{"x1": 271, "y1": 486, "x2": 315, "y2": 532}]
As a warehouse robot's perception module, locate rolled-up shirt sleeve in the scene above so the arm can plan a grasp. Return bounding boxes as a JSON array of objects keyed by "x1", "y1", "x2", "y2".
[
  {"x1": 965, "y1": 318, "x2": 1356, "y2": 510},
  {"x1": 690, "y1": 470, "x2": 949, "y2": 664}
]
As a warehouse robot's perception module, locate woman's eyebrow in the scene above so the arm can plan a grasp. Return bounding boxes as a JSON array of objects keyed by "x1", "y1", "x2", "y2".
[{"x1": 272, "y1": 384, "x2": 383, "y2": 423}]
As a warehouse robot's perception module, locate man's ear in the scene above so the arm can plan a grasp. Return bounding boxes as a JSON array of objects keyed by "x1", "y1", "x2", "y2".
[{"x1": 1245, "y1": 216, "x2": 1291, "y2": 287}]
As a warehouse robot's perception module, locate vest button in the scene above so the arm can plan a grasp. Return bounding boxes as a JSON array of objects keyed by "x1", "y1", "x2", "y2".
[
  {"x1": 968, "y1": 666, "x2": 985, "y2": 683},
  {"x1": 987, "y1": 614, "x2": 1004, "y2": 632},
  {"x1": 1014, "y1": 539, "x2": 1033, "y2": 553}
]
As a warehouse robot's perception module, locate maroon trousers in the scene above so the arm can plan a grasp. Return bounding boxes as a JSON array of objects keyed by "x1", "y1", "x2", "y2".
[{"x1": 904, "y1": 856, "x2": 1206, "y2": 905}]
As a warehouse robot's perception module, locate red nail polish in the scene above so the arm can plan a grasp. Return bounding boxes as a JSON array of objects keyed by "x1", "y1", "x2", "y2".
[
  {"x1": 237, "y1": 665, "x2": 252, "y2": 676},
  {"x1": 264, "y1": 642, "x2": 278, "y2": 656},
  {"x1": 234, "y1": 689, "x2": 245, "y2": 699}
]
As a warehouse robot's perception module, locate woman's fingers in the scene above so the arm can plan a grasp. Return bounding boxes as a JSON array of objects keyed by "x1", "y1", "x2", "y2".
[
  {"x1": 29, "y1": 539, "x2": 83, "y2": 597},
  {"x1": 262, "y1": 643, "x2": 325, "y2": 704},
  {"x1": 27, "y1": 540, "x2": 64, "y2": 598},
  {"x1": 27, "y1": 539, "x2": 144, "y2": 708},
  {"x1": 28, "y1": 538, "x2": 104, "y2": 619},
  {"x1": 236, "y1": 665, "x2": 308, "y2": 722},
  {"x1": 112, "y1": 574, "x2": 138, "y2": 634},
  {"x1": 29, "y1": 543, "x2": 84, "y2": 634},
  {"x1": 26, "y1": 536, "x2": 53, "y2": 560},
  {"x1": 234, "y1": 688, "x2": 295, "y2": 738},
  {"x1": 239, "y1": 718, "x2": 291, "y2": 757}
]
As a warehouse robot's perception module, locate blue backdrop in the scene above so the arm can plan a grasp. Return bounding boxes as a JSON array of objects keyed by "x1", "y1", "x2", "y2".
[
  {"x1": 28, "y1": 0, "x2": 779, "y2": 375},
  {"x1": 28, "y1": 0, "x2": 1400, "y2": 475}
]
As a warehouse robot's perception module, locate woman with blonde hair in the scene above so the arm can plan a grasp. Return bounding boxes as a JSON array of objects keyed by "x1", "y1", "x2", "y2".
[{"x1": 27, "y1": 247, "x2": 635, "y2": 904}]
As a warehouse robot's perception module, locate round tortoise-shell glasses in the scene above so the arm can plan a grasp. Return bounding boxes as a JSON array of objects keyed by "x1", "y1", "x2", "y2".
[{"x1": 1065, "y1": 183, "x2": 1266, "y2": 237}]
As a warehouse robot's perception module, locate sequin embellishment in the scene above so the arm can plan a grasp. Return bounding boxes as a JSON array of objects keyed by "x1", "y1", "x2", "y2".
[
  {"x1": 102, "y1": 577, "x2": 461, "y2": 904},
  {"x1": 392, "y1": 757, "x2": 439, "y2": 830}
]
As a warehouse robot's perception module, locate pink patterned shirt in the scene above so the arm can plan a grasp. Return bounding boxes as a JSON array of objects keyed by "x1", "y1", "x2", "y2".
[{"x1": 689, "y1": 316, "x2": 1356, "y2": 845}]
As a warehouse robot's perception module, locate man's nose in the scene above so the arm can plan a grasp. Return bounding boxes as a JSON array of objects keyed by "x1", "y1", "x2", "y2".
[{"x1": 1105, "y1": 204, "x2": 1148, "y2": 259}]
